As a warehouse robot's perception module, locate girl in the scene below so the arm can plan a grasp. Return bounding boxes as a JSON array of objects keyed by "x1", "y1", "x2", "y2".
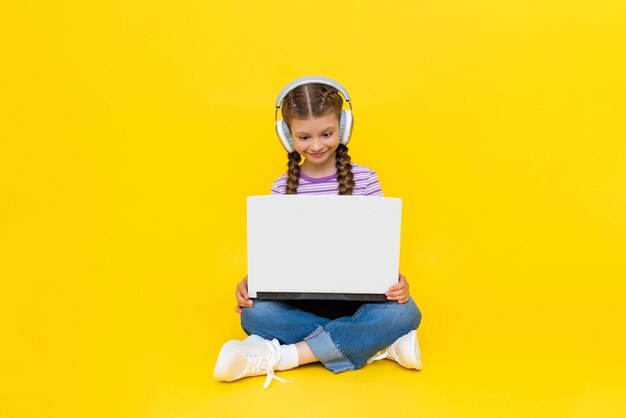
[{"x1": 213, "y1": 76, "x2": 422, "y2": 388}]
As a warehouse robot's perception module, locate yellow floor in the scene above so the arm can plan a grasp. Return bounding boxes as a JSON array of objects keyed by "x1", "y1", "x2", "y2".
[
  {"x1": 6, "y1": 288, "x2": 623, "y2": 418},
  {"x1": 205, "y1": 301, "x2": 626, "y2": 418}
]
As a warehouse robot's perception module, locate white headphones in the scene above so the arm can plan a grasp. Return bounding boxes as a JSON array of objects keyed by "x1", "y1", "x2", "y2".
[{"x1": 275, "y1": 76, "x2": 354, "y2": 153}]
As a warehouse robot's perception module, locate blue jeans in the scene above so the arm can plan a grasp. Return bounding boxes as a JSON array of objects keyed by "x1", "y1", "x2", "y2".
[{"x1": 240, "y1": 298, "x2": 422, "y2": 373}]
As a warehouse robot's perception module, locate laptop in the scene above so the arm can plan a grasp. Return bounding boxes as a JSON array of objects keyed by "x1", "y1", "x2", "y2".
[{"x1": 247, "y1": 195, "x2": 402, "y2": 301}]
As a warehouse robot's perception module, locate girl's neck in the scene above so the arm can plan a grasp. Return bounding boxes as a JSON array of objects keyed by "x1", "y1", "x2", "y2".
[{"x1": 300, "y1": 155, "x2": 337, "y2": 178}]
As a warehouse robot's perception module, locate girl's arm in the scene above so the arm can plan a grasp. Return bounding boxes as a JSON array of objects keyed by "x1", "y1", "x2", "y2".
[
  {"x1": 235, "y1": 275, "x2": 254, "y2": 313},
  {"x1": 385, "y1": 272, "x2": 411, "y2": 304}
]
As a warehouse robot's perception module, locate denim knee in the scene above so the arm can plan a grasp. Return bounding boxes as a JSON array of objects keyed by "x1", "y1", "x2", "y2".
[
  {"x1": 391, "y1": 297, "x2": 422, "y2": 332},
  {"x1": 240, "y1": 299, "x2": 274, "y2": 336}
]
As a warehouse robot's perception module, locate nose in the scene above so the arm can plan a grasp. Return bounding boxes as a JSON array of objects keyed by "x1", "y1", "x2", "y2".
[{"x1": 310, "y1": 137, "x2": 325, "y2": 152}]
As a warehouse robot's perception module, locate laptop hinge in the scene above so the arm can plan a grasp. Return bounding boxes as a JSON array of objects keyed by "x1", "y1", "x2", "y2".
[{"x1": 255, "y1": 292, "x2": 388, "y2": 301}]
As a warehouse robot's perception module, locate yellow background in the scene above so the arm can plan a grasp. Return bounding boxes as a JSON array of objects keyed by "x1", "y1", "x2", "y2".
[{"x1": 1, "y1": 1, "x2": 625, "y2": 417}]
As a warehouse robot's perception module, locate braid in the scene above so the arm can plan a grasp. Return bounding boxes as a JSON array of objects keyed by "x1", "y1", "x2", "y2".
[
  {"x1": 286, "y1": 151, "x2": 302, "y2": 194},
  {"x1": 281, "y1": 84, "x2": 343, "y2": 122},
  {"x1": 314, "y1": 88, "x2": 341, "y2": 116},
  {"x1": 335, "y1": 144, "x2": 355, "y2": 195}
]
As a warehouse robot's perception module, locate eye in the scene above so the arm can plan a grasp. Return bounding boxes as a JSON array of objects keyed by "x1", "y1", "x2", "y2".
[
  {"x1": 298, "y1": 136, "x2": 309, "y2": 141},
  {"x1": 323, "y1": 132, "x2": 333, "y2": 138}
]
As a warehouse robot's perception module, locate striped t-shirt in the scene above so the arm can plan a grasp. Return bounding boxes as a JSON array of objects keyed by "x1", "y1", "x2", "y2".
[{"x1": 270, "y1": 163, "x2": 384, "y2": 196}]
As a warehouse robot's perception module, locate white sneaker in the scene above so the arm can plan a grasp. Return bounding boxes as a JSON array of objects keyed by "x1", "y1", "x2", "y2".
[
  {"x1": 213, "y1": 335, "x2": 289, "y2": 388},
  {"x1": 367, "y1": 330, "x2": 422, "y2": 370}
]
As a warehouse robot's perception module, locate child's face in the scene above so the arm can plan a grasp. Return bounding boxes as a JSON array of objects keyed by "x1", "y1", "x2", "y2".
[{"x1": 290, "y1": 113, "x2": 341, "y2": 166}]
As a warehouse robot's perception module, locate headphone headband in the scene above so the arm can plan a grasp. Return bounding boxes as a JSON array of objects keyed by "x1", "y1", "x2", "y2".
[{"x1": 274, "y1": 76, "x2": 352, "y2": 121}]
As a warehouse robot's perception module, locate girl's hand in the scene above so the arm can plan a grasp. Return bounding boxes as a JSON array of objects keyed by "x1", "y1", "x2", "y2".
[
  {"x1": 235, "y1": 275, "x2": 253, "y2": 314},
  {"x1": 386, "y1": 272, "x2": 410, "y2": 304}
]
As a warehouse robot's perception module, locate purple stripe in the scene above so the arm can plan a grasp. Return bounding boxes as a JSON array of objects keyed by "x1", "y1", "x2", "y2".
[
  {"x1": 270, "y1": 163, "x2": 384, "y2": 197},
  {"x1": 299, "y1": 172, "x2": 338, "y2": 183}
]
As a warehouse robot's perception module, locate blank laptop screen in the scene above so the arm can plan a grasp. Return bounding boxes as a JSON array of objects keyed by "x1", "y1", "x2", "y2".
[{"x1": 247, "y1": 195, "x2": 402, "y2": 301}]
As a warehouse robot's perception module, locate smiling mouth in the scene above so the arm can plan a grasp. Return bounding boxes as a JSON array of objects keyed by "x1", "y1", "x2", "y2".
[{"x1": 309, "y1": 151, "x2": 327, "y2": 157}]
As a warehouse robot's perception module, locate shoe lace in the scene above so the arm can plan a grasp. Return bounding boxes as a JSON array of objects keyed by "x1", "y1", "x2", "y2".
[{"x1": 245, "y1": 339, "x2": 289, "y2": 389}]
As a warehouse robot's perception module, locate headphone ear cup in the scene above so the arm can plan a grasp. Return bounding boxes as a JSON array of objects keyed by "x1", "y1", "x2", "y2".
[
  {"x1": 276, "y1": 120, "x2": 295, "y2": 153},
  {"x1": 339, "y1": 110, "x2": 353, "y2": 146}
]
